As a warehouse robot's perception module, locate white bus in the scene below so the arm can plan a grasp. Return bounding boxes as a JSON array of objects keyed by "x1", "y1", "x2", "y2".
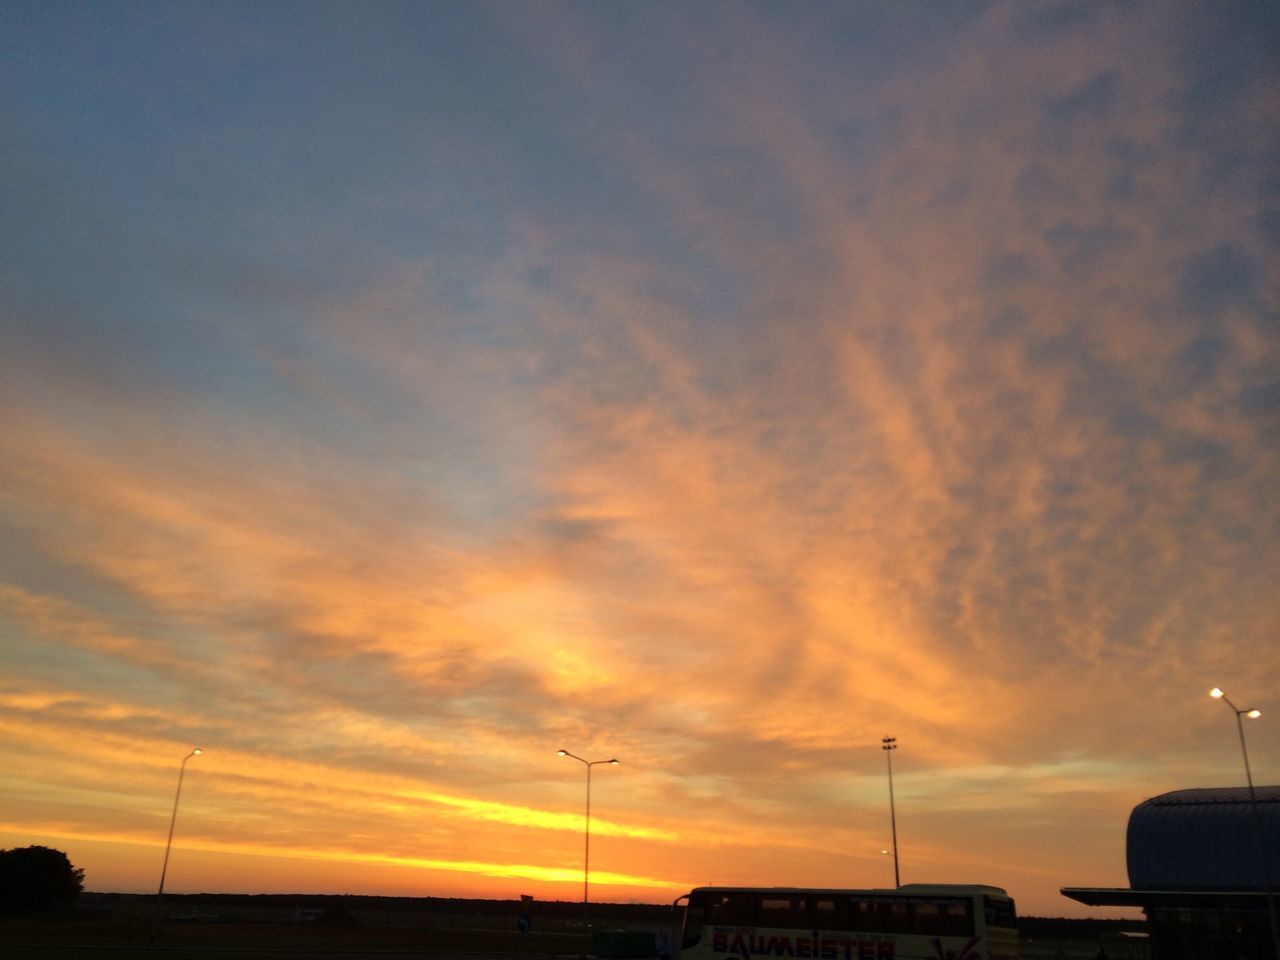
[{"x1": 675, "y1": 884, "x2": 1018, "y2": 960}]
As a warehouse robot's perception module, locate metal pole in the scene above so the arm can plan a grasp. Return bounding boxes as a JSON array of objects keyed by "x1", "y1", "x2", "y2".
[
  {"x1": 882, "y1": 737, "x2": 900, "y2": 887},
  {"x1": 157, "y1": 749, "x2": 200, "y2": 898},
  {"x1": 1234, "y1": 713, "x2": 1280, "y2": 960},
  {"x1": 1215, "y1": 692, "x2": 1279, "y2": 960},
  {"x1": 584, "y1": 761, "x2": 592, "y2": 921},
  {"x1": 1233, "y1": 708, "x2": 1256, "y2": 792},
  {"x1": 557, "y1": 751, "x2": 618, "y2": 927}
]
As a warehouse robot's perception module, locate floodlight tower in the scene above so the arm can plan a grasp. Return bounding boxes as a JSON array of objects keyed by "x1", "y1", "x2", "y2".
[{"x1": 882, "y1": 737, "x2": 900, "y2": 887}]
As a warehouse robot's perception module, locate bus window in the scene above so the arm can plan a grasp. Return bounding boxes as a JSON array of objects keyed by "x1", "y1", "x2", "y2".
[
  {"x1": 939, "y1": 899, "x2": 973, "y2": 936},
  {"x1": 708, "y1": 893, "x2": 757, "y2": 927},
  {"x1": 870, "y1": 897, "x2": 909, "y2": 933},
  {"x1": 911, "y1": 900, "x2": 943, "y2": 935},
  {"x1": 758, "y1": 896, "x2": 806, "y2": 930},
  {"x1": 851, "y1": 897, "x2": 906, "y2": 933},
  {"x1": 682, "y1": 891, "x2": 708, "y2": 949},
  {"x1": 983, "y1": 896, "x2": 1016, "y2": 930},
  {"x1": 908, "y1": 898, "x2": 973, "y2": 937},
  {"x1": 850, "y1": 898, "x2": 875, "y2": 932},
  {"x1": 810, "y1": 896, "x2": 847, "y2": 932}
]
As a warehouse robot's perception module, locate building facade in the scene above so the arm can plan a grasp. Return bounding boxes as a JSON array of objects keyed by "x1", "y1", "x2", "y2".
[{"x1": 1063, "y1": 786, "x2": 1280, "y2": 960}]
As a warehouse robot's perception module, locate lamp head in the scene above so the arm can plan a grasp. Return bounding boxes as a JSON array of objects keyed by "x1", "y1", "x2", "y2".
[
  {"x1": 608, "y1": 758, "x2": 619, "y2": 765},
  {"x1": 1246, "y1": 709, "x2": 1261, "y2": 719},
  {"x1": 1210, "y1": 687, "x2": 1225, "y2": 699},
  {"x1": 192, "y1": 747, "x2": 203, "y2": 756},
  {"x1": 557, "y1": 749, "x2": 568, "y2": 756}
]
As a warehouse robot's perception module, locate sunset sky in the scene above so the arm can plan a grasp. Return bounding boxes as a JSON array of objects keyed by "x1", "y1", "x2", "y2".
[{"x1": 1, "y1": 1, "x2": 1277, "y2": 920}]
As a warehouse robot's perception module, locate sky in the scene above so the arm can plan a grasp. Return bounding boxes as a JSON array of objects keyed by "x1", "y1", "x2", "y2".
[{"x1": 1, "y1": 0, "x2": 1277, "y2": 921}]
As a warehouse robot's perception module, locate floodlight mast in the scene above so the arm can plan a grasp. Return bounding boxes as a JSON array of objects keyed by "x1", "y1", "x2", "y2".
[{"x1": 882, "y1": 737, "x2": 900, "y2": 887}]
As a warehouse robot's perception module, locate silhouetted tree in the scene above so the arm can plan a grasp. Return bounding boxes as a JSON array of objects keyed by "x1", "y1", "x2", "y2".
[{"x1": 0, "y1": 845, "x2": 85, "y2": 915}]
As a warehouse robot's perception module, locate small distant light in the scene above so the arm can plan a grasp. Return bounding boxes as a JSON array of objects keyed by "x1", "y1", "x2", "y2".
[
  {"x1": 1209, "y1": 688, "x2": 1224, "y2": 699},
  {"x1": 1246, "y1": 709, "x2": 1261, "y2": 719},
  {"x1": 608, "y1": 758, "x2": 619, "y2": 765},
  {"x1": 192, "y1": 747, "x2": 203, "y2": 756},
  {"x1": 557, "y1": 749, "x2": 568, "y2": 756}
]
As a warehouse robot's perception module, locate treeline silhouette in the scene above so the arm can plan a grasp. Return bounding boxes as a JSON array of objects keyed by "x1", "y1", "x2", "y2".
[
  {"x1": 89, "y1": 891, "x2": 673, "y2": 923},
  {"x1": 0, "y1": 846, "x2": 84, "y2": 916}
]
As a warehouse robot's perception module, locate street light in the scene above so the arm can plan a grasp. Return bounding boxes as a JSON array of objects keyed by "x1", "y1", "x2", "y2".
[
  {"x1": 558, "y1": 749, "x2": 618, "y2": 923},
  {"x1": 882, "y1": 737, "x2": 900, "y2": 888},
  {"x1": 157, "y1": 748, "x2": 202, "y2": 899},
  {"x1": 1208, "y1": 688, "x2": 1278, "y2": 960}
]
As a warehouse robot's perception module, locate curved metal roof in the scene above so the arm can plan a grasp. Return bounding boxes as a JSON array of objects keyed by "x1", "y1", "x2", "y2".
[{"x1": 1126, "y1": 786, "x2": 1280, "y2": 890}]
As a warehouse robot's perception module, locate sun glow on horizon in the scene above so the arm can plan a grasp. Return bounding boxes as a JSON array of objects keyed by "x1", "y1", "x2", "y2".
[{"x1": 0, "y1": 821, "x2": 685, "y2": 895}]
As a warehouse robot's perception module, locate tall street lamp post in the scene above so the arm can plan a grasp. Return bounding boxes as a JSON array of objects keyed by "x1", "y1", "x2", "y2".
[
  {"x1": 882, "y1": 737, "x2": 900, "y2": 888},
  {"x1": 1209, "y1": 688, "x2": 1279, "y2": 960},
  {"x1": 157, "y1": 748, "x2": 202, "y2": 900},
  {"x1": 558, "y1": 749, "x2": 618, "y2": 923}
]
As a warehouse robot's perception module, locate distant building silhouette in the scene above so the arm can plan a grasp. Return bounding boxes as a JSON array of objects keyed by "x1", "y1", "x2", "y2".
[{"x1": 1063, "y1": 786, "x2": 1280, "y2": 960}]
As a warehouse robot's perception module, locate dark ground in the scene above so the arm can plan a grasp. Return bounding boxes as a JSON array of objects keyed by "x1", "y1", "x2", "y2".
[
  {"x1": 1, "y1": 892, "x2": 674, "y2": 960},
  {"x1": 1, "y1": 893, "x2": 1147, "y2": 960}
]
